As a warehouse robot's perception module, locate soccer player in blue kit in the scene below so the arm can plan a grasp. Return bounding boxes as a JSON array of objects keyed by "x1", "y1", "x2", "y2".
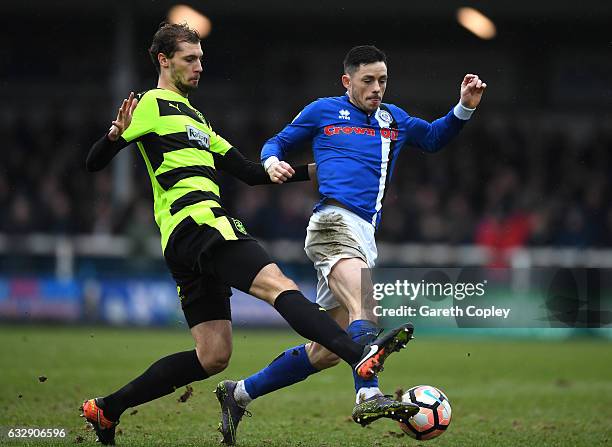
[{"x1": 216, "y1": 45, "x2": 486, "y2": 444}]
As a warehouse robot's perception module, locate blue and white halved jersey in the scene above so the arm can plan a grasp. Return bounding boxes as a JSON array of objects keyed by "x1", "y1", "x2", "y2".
[{"x1": 261, "y1": 94, "x2": 471, "y2": 228}]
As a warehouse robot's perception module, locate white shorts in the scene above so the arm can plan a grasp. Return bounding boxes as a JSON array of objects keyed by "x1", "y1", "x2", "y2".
[{"x1": 304, "y1": 205, "x2": 377, "y2": 310}]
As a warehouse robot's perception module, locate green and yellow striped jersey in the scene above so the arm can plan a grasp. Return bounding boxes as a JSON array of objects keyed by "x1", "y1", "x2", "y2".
[{"x1": 122, "y1": 88, "x2": 244, "y2": 252}]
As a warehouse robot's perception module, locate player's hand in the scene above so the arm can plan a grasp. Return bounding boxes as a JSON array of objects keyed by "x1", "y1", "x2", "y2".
[
  {"x1": 108, "y1": 92, "x2": 138, "y2": 141},
  {"x1": 267, "y1": 161, "x2": 295, "y2": 184},
  {"x1": 460, "y1": 74, "x2": 487, "y2": 109}
]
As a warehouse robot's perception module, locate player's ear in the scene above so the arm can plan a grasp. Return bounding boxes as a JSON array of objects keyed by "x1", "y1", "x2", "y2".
[
  {"x1": 341, "y1": 74, "x2": 351, "y2": 90},
  {"x1": 158, "y1": 53, "x2": 169, "y2": 69}
]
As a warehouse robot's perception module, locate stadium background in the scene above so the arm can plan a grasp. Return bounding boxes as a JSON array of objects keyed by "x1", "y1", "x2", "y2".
[{"x1": 1, "y1": 1, "x2": 611, "y2": 446}]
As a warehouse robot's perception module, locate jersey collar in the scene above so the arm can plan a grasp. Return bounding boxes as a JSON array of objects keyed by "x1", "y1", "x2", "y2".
[{"x1": 156, "y1": 87, "x2": 192, "y2": 105}]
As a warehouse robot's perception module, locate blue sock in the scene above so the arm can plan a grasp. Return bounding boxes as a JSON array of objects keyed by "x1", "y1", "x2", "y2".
[
  {"x1": 244, "y1": 345, "x2": 318, "y2": 399},
  {"x1": 348, "y1": 319, "x2": 380, "y2": 393}
]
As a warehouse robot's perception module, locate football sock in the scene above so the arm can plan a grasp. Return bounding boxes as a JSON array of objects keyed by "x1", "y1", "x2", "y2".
[
  {"x1": 233, "y1": 380, "x2": 252, "y2": 408},
  {"x1": 348, "y1": 320, "x2": 381, "y2": 399},
  {"x1": 240, "y1": 344, "x2": 318, "y2": 404},
  {"x1": 356, "y1": 386, "x2": 383, "y2": 403},
  {"x1": 273, "y1": 290, "x2": 363, "y2": 365},
  {"x1": 101, "y1": 350, "x2": 208, "y2": 421}
]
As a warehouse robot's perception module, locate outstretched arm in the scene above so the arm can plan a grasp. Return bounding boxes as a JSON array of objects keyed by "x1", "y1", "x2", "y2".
[{"x1": 86, "y1": 92, "x2": 139, "y2": 171}]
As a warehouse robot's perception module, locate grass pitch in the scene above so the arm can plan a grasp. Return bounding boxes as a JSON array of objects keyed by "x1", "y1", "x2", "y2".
[{"x1": 1, "y1": 326, "x2": 611, "y2": 446}]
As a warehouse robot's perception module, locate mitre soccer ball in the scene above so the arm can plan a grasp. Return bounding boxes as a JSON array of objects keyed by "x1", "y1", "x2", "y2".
[{"x1": 398, "y1": 385, "x2": 452, "y2": 440}]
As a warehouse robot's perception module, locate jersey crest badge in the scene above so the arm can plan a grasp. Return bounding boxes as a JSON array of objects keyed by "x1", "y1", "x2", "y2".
[
  {"x1": 232, "y1": 218, "x2": 248, "y2": 235},
  {"x1": 194, "y1": 109, "x2": 207, "y2": 124},
  {"x1": 378, "y1": 110, "x2": 393, "y2": 124},
  {"x1": 186, "y1": 125, "x2": 210, "y2": 150}
]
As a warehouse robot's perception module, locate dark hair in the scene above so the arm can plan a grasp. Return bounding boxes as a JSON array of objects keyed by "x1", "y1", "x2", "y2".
[
  {"x1": 148, "y1": 23, "x2": 200, "y2": 73},
  {"x1": 343, "y1": 45, "x2": 387, "y2": 75}
]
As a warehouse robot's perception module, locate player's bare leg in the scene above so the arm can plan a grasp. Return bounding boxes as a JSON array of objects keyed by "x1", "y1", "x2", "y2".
[
  {"x1": 191, "y1": 320, "x2": 233, "y2": 375},
  {"x1": 327, "y1": 258, "x2": 376, "y2": 323}
]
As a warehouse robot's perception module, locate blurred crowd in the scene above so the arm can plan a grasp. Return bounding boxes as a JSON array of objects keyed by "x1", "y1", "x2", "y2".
[{"x1": 2, "y1": 104, "x2": 611, "y2": 250}]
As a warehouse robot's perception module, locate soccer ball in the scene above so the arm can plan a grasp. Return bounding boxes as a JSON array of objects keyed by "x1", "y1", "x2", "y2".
[{"x1": 398, "y1": 385, "x2": 452, "y2": 440}]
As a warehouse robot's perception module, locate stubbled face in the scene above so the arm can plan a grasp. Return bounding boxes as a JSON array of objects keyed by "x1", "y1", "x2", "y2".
[
  {"x1": 342, "y1": 61, "x2": 388, "y2": 113},
  {"x1": 163, "y1": 41, "x2": 203, "y2": 94}
]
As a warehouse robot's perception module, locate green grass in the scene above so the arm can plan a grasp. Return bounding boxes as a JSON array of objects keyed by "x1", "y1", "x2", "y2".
[{"x1": 0, "y1": 326, "x2": 611, "y2": 446}]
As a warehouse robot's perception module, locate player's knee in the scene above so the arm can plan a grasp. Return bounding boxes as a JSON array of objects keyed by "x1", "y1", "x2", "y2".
[
  {"x1": 208, "y1": 358, "x2": 230, "y2": 375},
  {"x1": 196, "y1": 348, "x2": 231, "y2": 375},
  {"x1": 205, "y1": 353, "x2": 231, "y2": 375}
]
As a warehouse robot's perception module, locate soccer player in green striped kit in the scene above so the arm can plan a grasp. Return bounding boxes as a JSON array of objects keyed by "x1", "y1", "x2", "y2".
[{"x1": 80, "y1": 23, "x2": 415, "y2": 445}]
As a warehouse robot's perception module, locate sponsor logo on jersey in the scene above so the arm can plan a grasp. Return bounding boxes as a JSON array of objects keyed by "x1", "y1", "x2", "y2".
[
  {"x1": 380, "y1": 128, "x2": 399, "y2": 140},
  {"x1": 324, "y1": 125, "x2": 399, "y2": 140},
  {"x1": 325, "y1": 125, "x2": 375, "y2": 136},
  {"x1": 338, "y1": 109, "x2": 351, "y2": 120},
  {"x1": 186, "y1": 125, "x2": 210, "y2": 150}
]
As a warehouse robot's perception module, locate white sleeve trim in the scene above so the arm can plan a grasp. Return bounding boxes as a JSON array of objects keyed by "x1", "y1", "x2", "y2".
[
  {"x1": 453, "y1": 102, "x2": 476, "y2": 120},
  {"x1": 263, "y1": 156, "x2": 280, "y2": 172}
]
